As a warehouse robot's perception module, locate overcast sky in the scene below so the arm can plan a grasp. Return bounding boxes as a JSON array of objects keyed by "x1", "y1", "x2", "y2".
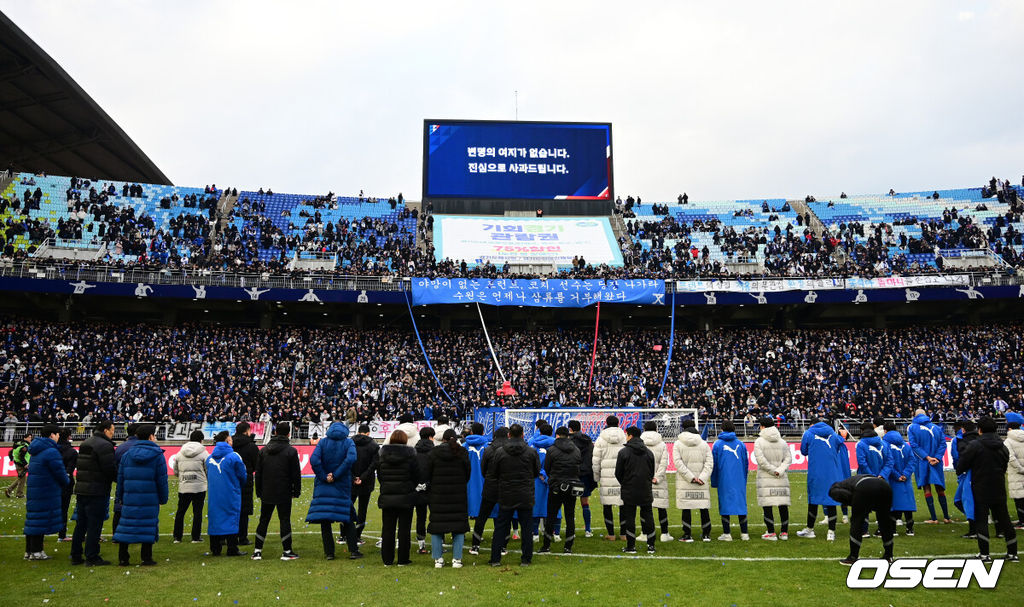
[{"x1": 3, "y1": 1, "x2": 1022, "y2": 201}]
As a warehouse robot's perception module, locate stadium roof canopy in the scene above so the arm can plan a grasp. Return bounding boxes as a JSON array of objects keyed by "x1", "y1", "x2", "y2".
[{"x1": 0, "y1": 11, "x2": 169, "y2": 184}]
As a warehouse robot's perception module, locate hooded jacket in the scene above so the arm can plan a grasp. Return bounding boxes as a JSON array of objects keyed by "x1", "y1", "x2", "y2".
[
  {"x1": 206, "y1": 441, "x2": 247, "y2": 536},
  {"x1": 882, "y1": 430, "x2": 916, "y2": 512},
  {"x1": 529, "y1": 433, "x2": 556, "y2": 518},
  {"x1": 75, "y1": 432, "x2": 117, "y2": 497},
  {"x1": 615, "y1": 436, "x2": 655, "y2": 506},
  {"x1": 711, "y1": 431, "x2": 748, "y2": 515},
  {"x1": 479, "y1": 435, "x2": 508, "y2": 506},
  {"x1": 672, "y1": 429, "x2": 713, "y2": 510},
  {"x1": 376, "y1": 444, "x2": 419, "y2": 510},
  {"x1": 800, "y1": 422, "x2": 846, "y2": 506},
  {"x1": 856, "y1": 433, "x2": 894, "y2": 479},
  {"x1": 592, "y1": 426, "x2": 627, "y2": 506},
  {"x1": 350, "y1": 433, "x2": 380, "y2": 497},
  {"x1": 231, "y1": 431, "x2": 259, "y2": 515},
  {"x1": 24, "y1": 436, "x2": 71, "y2": 535},
  {"x1": 753, "y1": 425, "x2": 791, "y2": 507},
  {"x1": 414, "y1": 438, "x2": 434, "y2": 506},
  {"x1": 463, "y1": 434, "x2": 489, "y2": 518},
  {"x1": 256, "y1": 435, "x2": 301, "y2": 504},
  {"x1": 907, "y1": 413, "x2": 946, "y2": 488},
  {"x1": 306, "y1": 422, "x2": 357, "y2": 523},
  {"x1": 58, "y1": 438, "x2": 77, "y2": 495},
  {"x1": 570, "y1": 431, "x2": 594, "y2": 479},
  {"x1": 544, "y1": 436, "x2": 581, "y2": 490},
  {"x1": 113, "y1": 440, "x2": 169, "y2": 544},
  {"x1": 1005, "y1": 428, "x2": 1024, "y2": 500},
  {"x1": 640, "y1": 430, "x2": 669, "y2": 509},
  {"x1": 427, "y1": 442, "x2": 471, "y2": 534},
  {"x1": 492, "y1": 438, "x2": 540, "y2": 509},
  {"x1": 956, "y1": 432, "x2": 1010, "y2": 500},
  {"x1": 172, "y1": 440, "x2": 208, "y2": 494},
  {"x1": 828, "y1": 474, "x2": 891, "y2": 507}
]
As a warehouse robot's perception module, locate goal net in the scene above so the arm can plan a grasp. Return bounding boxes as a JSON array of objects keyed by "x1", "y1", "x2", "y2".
[{"x1": 502, "y1": 408, "x2": 699, "y2": 442}]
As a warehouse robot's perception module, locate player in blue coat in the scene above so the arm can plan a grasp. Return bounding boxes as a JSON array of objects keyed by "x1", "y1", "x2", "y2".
[
  {"x1": 881, "y1": 422, "x2": 917, "y2": 536},
  {"x1": 206, "y1": 431, "x2": 247, "y2": 556},
  {"x1": 952, "y1": 420, "x2": 978, "y2": 538},
  {"x1": 23, "y1": 425, "x2": 70, "y2": 560},
  {"x1": 856, "y1": 422, "x2": 894, "y2": 478},
  {"x1": 464, "y1": 423, "x2": 489, "y2": 519},
  {"x1": 306, "y1": 421, "x2": 360, "y2": 560},
  {"x1": 797, "y1": 419, "x2": 845, "y2": 540},
  {"x1": 907, "y1": 410, "x2": 951, "y2": 523},
  {"x1": 711, "y1": 421, "x2": 749, "y2": 541},
  {"x1": 529, "y1": 426, "x2": 558, "y2": 537},
  {"x1": 114, "y1": 425, "x2": 168, "y2": 566}
]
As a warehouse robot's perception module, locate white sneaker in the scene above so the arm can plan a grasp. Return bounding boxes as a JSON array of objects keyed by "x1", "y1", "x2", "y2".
[
  {"x1": 842, "y1": 516, "x2": 849, "y2": 525},
  {"x1": 826, "y1": 530, "x2": 836, "y2": 542},
  {"x1": 779, "y1": 532, "x2": 789, "y2": 541},
  {"x1": 895, "y1": 519, "x2": 904, "y2": 527},
  {"x1": 434, "y1": 558, "x2": 444, "y2": 568},
  {"x1": 660, "y1": 533, "x2": 674, "y2": 542},
  {"x1": 584, "y1": 531, "x2": 593, "y2": 538},
  {"x1": 701, "y1": 536, "x2": 712, "y2": 542},
  {"x1": 375, "y1": 539, "x2": 383, "y2": 548},
  {"x1": 251, "y1": 550, "x2": 262, "y2": 561},
  {"x1": 637, "y1": 534, "x2": 647, "y2": 542},
  {"x1": 451, "y1": 559, "x2": 462, "y2": 569},
  {"x1": 553, "y1": 534, "x2": 561, "y2": 542},
  {"x1": 740, "y1": 533, "x2": 750, "y2": 541},
  {"x1": 796, "y1": 528, "x2": 816, "y2": 539},
  {"x1": 717, "y1": 533, "x2": 732, "y2": 542},
  {"x1": 761, "y1": 532, "x2": 778, "y2": 541}
]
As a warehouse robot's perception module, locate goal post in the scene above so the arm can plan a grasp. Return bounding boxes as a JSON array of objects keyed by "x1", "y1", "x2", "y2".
[{"x1": 502, "y1": 408, "x2": 700, "y2": 442}]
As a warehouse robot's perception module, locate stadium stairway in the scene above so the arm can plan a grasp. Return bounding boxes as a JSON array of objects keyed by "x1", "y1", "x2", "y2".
[
  {"x1": 609, "y1": 213, "x2": 628, "y2": 243},
  {"x1": 793, "y1": 198, "x2": 849, "y2": 265},
  {"x1": 0, "y1": 171, "x2": 13, "y2": 196}
]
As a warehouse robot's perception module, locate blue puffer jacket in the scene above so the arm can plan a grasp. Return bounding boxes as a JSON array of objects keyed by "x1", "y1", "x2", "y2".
[
  {"x1": 306, "y1": 422, "x2": 356, "y2": 523},
  {"x1": 24, "y1": 436, "x2": 70, "y2": 535},
  {"x1": 800, "y1": 422, "x2": 846, "y2": 506},
  {"x1": 206, "y1": 441, "x2": 246, "y2": 536},
  {"x1": 113, "y1": 440, "x2": 168, "y2": 544}
]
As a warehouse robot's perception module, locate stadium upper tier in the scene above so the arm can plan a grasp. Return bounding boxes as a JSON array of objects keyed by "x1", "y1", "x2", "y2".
[{"x1": 2, "y1": 171, "x2": 1022, "y2": 278}]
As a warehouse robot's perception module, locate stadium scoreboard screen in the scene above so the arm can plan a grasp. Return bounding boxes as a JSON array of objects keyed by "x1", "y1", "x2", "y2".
[{"x1": 423, "y1": 119, "x2": 613, "y2": 215}]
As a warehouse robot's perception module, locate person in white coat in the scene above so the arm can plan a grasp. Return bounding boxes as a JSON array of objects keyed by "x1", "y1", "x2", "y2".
[
  {"x1": 592, "y1": 415, "x2": 627, "y2": 541},
  {"x1": 172, "y1": 430, "x2": 209, "y2": 543},
  {"x1": 432, "y1": 415, "x2": 452, "y2": 446},
  {"x1": 1004, "y1": 412, "x2": 1024, "y2": 527},
  {"x1": 753, "y1": 418, "x2": 792, "y2": 541},
  {"x1": 672, "y1": 419, "x2": 713, "y2": 542},
  {"x1": 385, "y1": 414, "x2": 419, "y2": 445},
  {"x1": 640, "y1": 422, "x2": 673, "y2": 542}
]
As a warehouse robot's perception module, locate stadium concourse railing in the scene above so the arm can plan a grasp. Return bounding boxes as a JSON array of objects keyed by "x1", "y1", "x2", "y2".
[
  {"x1": 2, "y1": 421, "x2": 308, "y2": 444},
  {"x1": 0, "y1": 260, "x2": 1022, "y2": 292}
]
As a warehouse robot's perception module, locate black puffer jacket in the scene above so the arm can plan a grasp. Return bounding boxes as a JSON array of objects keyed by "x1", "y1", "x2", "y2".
[
  {"x1": 232, "y1": 432, "x2": 259, "y2": 514},
  {"x1": 480, "y1": 436, "x2": 508, "y2": 501},
  {"x1": 615, "y1": 437, "x2": 654, "y2": 506},
  {"x1": 74, "y1": 432, "x2": 116, "y2": 497},
  {"x1": 414, "y1": 438, "x2": 434, "y2": 506},
  {"x1": 427, "y1": 443, "x2": 471, "y2": 534},
  {"x1": 58, "y1": 438, "x2": 78, "y2": 495},
  {"x1": 377, "y1": 444, "x2": 419, "y2": 510},
  {"x1": 351, "y1": 434, "x2": 379, "y2": 496},
  {"x1": 571, "y1": 431, "x2": 594, "y2": 478},
  {"x1": 492, "y1": 438, "x2": 540, "y2": 509},
  {"x1": 255, "y1": 435, "x2": 301, "y2": 504},
  {"x1": 956, "y1": 432, "x2": 1011, "y2": 500},
  {"x1": 544, "y1": 436, "x2": 581, "y2": 488}
]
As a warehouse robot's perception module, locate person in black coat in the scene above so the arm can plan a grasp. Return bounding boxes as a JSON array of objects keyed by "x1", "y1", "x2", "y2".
[
  {"x1": 57, "y1": 429, "x2": 78, "y2": 541},
  {"x1": 615, "y1": 426, "x2": 656, "y2": 554},
  {"x1": 232, "y1": 422, "x2": 259, "y2": 545},
  {"x1": 427, "y1": 429, "x2": 471, "y2": 567},
  {"x1": 955, "y1": 417, "x2": 1019, "y2": 562},
  {"x1": 377, "y1": 430, "x2": 420, "y2": 566},
  {"x1": 71, "y1": 420, "x2": 116, "y2": 565},
  {"x1": 470, "y1": 427, "x2": 508, "y2": 554},
  {"x1": 829, "y1": 474, "x2": 894, "y2": 565},
  {"x1": 252, "y1": 422, "x2": 301, "y2": 560},
  {"x1": 568, "y1": 420, "x2": 596, "y2": 537},
  {"x1": 955, "y1": 420, "x2": 980, "y2": 539},
  {"x1": 350, "y1": 424, "x2": 379, "y2": 544},
  {"x1": 540, "y1": 427, "x2": 581, "y2": 553},
  {"x1": 413, "y1": 426, "x2": 435, "y2": 554},
  {"x1": 489, "y1": 424, "x2": 540, "y2": 567}
]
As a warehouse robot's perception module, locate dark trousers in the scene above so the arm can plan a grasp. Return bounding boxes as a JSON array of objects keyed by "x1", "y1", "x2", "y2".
[
  {"x1": 415, "y1": 503, "x2": 428, "y2": 541},
  {"x1": 620, "y1": 504, "x2": 655, "y2": 550},
  {"x1": 118, "y1": 542, "x2": 153, "y2": 564},
  {"x1": 59, "y1": 487, "x2": 73, "y2": 538},
  {"x1": 209, "y1": 534, "x2": 239, "y2": 556},
  {"x1": 352, "y1": 490, "x2": 371, "y2": 539},
  {"x1": 891, "y1": 510, "x2": 914, "y2": 533},
  {"x1": 71, "y1": 494, "x2": 108, "y2": 562},
  {"x1": 603, "y1": 504, "x2": 618, "y2": 536},
  {"x1": 254, "y1": 500, "x2": 293, "y2": 552},
  {"x1": 807, "y1": 504, "x2": 837, "y2": 530},
  {"x1": 173, "y1": 492, "x2": 205, "y2": 541},
  {"x1": 657, "y1": 507, "x2": 669, "y2": 535},
  {"x1": 721, "y1": 515, "x2": 748, "y2": 535},
  {"x1": 491, "y1": 506, "x2": 533, "y2": 564},
  {"x1": 974, "y1": 497, "x2": 1018, "y2": 557},
  {"x1": 472, "y1": 497, "x2": 498, "y2": 548},
  {"x1": 681, "y1": 509, "x2": 711, "y2": 539},
  {"x1": 111, "y1": 505, "x2": 121, "y2": 537},
  {"x1": 25, "y1": 534, "x2": 43, "y2": 553},
  {"x1": 847, "y1": 478, "x2": 894, "y2": 560},
  {"x1": 380, "y1": 507, "x2": 413, "y2": 565},
  {"x1": 1014, "y1": 498, "x2": 1024, "y2": 525},
  {"x1": 763, "y1": 505, "x2": 789, "y2": 534},
  {"x1": 320, "y1": 521, "x2": 358, "y2": 556},
  {"x1": 542, "y1": 491, "x2": 577, "y2": 550}
]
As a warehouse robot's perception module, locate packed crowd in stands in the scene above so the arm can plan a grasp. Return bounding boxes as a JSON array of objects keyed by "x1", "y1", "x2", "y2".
[{"x1": 2, "y1": 315, "x2": 1021, "y2": 426}]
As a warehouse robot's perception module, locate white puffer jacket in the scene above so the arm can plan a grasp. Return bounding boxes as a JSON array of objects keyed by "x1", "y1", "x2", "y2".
[
  {"x1": 1005, "y1": 428, "x2": 1024, "y2": 499},
  {"x1": 753, "y1": 426, "x2": 792, "y2": 506},
  {"x1": 592, "y1": 426, "x2": 627, "y2": 506},
  {"x1": 641, "y1": 430, "x2": 669, "y2": 509},
  {"x1": 672, "y1": 430, "x2": 713, "y2": 509},
  {"x1": 172, "y1": 441, "x2": 208, "y2": 494},
  {"x1": 385, "y1": 422, "x2": 419, "y2": 445}
]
